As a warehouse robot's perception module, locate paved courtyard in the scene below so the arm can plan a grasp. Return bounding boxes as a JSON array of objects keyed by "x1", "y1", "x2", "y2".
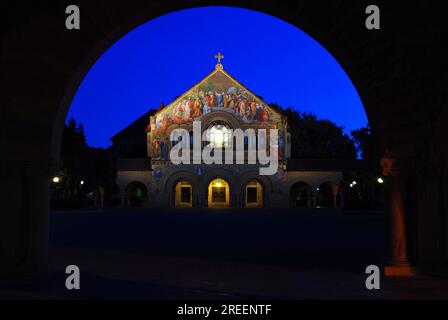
[{"x1": 2, "y1": 208, "x2": 448, "y2": 299}]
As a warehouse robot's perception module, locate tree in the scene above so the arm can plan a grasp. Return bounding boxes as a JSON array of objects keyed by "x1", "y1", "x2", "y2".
[
  {"x1": 52, "y1": 118, "x2": 117, "y2": 208},
  {"x1": 351, "y1": 124, "x2": 372, "y2": 160},
  {"x1": 271, "y1": 103, "x2": 358, "y2": 159}
]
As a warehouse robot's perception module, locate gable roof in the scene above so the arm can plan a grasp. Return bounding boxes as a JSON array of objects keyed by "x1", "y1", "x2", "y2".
[
  {"x1": 110, "y1": 110, "x2": 156, "y2": 141},
  {"x1": 154, "y1": 64, "x2": 282, "y2": 119}
]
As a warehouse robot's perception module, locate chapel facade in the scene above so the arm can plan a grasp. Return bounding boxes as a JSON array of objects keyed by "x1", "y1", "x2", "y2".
[{"x1": 112, "y1": 55, "x2": 344, "y2": 208}]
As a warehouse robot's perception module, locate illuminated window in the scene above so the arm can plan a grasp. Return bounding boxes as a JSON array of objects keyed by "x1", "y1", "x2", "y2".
[
  {"x1": 208, "y1": 178, "x2": 230, "y2": 208},
  {"x1": 207, "y1": 121, "x2": 231, "y2": 148}
]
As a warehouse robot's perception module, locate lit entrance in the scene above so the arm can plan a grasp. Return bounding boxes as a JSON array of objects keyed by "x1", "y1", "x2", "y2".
[
  {"x1": 208, "y1": 178, "x2": 230, "y2": 208},
  {"x1": 175, "y1": 180, "x2": 193, "y2": 208},
  {"x1": 245, "y1": 180, "x2": 263, "y2": 208}
]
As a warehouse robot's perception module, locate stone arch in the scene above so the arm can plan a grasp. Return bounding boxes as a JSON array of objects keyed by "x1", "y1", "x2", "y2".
[
  {"x1": 201, "y1": 168, "x2": 237, "y2": 189},
  {"x1": 290, "y1": 181, "x2": 314, "y2": 208},
  {"x1": 238, "y1": 172, "x2": 273, "y2": 207},
  {"x1": 202, "y1": 169, "x2": 236, "y2": 207},
  {"x1": 207, "y1": 177, "x2": 231, "y2": 208},
  {"x1": 316, "y1": 181, "x2": 340, "y2": 208},
  {"x1": 3, "y1": 3, "x2": 447, "y2": 274},
  {"x1": 238, "y1": 172, "x2": 273, "y2": 193},
  {"x1": 125, "y1": 181, "x2": 149, "y2": 207},
  {"x1": 243, "y1": 178, "x2": 265, "y2": 208},
  {"x1": 12, "y1": 3, "x2": 436, "y2": 166},
  {"x1": 173, "y1": 179, "x2": 194, "y2": 208},
  {"x1": 162, "y1": 171, "x2": 200, "y2": 207},
  {"x1": 162, "y1": 171, "x2": 198, "y2": 193},
  {"x1": 200, "y1": 110, "x2": 241, "y2": 131}
]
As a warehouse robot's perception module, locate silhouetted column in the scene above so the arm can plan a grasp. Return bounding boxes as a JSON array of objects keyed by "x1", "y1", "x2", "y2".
[
  {"x1": 413, "y1": 162, "x2": 448, "y2": 268},
  {"x1": 307, "y1": 190, "x2": 311, "y2": 208},
  {"x1": 99, "y1": 186, "x2": 105, "y2": 207},
  {"x1": 239, "y1": 194, "x2": 244, "y2": 208},
  {"x1": 339, "y1": 186, "x2": 345, "y2": 209},
  {"x1": 0, "y1": 159, "x2": 54, "y2": 277},
  {"x1": 381, "y1": 154, "x2": 416, "y2": 276},
  {"x1": 331, "y1": 184, "x2": 339, "y2": 208},
  {"x1": 312, "y1": 191, "x2": 317, "y2": 207}
]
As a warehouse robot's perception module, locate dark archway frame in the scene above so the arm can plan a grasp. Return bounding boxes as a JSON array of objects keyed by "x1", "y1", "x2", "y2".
[{"x1": 2, "y1": 1, "x2": 447, "y2": 275}]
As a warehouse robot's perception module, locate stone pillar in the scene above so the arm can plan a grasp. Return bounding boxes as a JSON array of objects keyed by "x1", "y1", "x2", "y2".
[
  {"x1": 307, "y1": 190, "x2": 311, "y2": 208},
  {"x1": 339, "y1": 186, "x2": 345, "y2": 209},
  {"x1": 381, "y1": 154, "x2": 416, "y2": 276},
  {"x1": 331, "y1": 184, "x2": 339, "y2": 208},
  {"x1": 238, "y1": 194, "x2": 244, "y2": 208},
  {"x1": 0, "y1": 158, "x2": 55, "y2": 277},
  {"x1": 413, "y1": 161, "x2": 448, "y2": 272},
  {"x1": 99, "y1": 186, "x2": 105, "y2": 208}
]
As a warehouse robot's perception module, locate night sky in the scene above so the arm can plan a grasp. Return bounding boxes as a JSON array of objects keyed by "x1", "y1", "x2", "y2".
[{"x1": 67, "y1": 6, "x2": 368, "y2": 148}]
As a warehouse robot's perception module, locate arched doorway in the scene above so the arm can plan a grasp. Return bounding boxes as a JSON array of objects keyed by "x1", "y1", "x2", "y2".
[
  {"x1": 316, "y1": 182, "x2": 339, "y2": 208},
  {"x1": 208, "y1": 178, "x2": 230, "y2": 208},
  {"x1": 125, "y1": 181, "x2": 148, "y2": 207},
  {"x1": 174, "y1": 179, "x2": 193, "y2": 208},
  {"x1": 245, "y1": 180, "x2": 263, "y2": 208},
  {"x1": 290, "y1": 182, "x2": 313, "y2": 207}
]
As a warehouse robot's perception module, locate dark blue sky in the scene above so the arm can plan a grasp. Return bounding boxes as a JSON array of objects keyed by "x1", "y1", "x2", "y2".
[{"x1": 68, "y1": 6, "x2": 368, "y2": 148}]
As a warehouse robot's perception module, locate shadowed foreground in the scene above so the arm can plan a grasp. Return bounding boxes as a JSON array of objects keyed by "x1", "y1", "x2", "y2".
[{"x1": 2, "y1": 208, "x2": 448, "y2": 299}]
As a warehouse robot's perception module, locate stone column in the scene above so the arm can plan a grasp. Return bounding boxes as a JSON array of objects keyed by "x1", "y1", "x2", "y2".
[
  {"x1": 0, "y1": 158, "x2": 55, "y2": 277},
  {"x1": 331, "y1": 184, "x2": 339, "y2": 208},
  {"x1": 381, "y1": 154, "x2": 416, "y2": 276},
  {"x1": 413, "y1": 160, "x2": 448, "y2": 271},
  {"x1": 238, "y1": 194, "x2": 244, "y2": 208},
  {"x1": 307, "y1": 190, "x2": 311, "y2": 208},
  {"x1": 339, "y1": 185, "x2": 345, "y2": 209},
  {"x1": 98, "y1": 186, "x2": 105, "y2": 207}
]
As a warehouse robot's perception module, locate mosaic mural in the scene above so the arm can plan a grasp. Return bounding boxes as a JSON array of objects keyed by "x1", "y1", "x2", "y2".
[{"x1": 149, "y1": 70, "x2": 285, "y2": 159}]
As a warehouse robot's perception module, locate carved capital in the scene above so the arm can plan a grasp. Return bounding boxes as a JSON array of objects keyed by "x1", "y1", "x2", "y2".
[
  {"x1": 381, "y1": 155, "x2": 397, "y2": 177},
  {"x1": 380, "y1": 151, "x2": 415, "y2": 179}
]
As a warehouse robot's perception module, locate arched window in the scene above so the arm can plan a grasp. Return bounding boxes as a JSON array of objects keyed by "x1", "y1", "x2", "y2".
[{"x1": 206, "y1": 121, "x2": 231, "y2": 148}]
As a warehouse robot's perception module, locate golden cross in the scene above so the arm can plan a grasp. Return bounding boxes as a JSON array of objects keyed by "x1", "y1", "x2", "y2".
[{"x1": 215, "y1": 52, "x2": 224, "y2": 64}]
